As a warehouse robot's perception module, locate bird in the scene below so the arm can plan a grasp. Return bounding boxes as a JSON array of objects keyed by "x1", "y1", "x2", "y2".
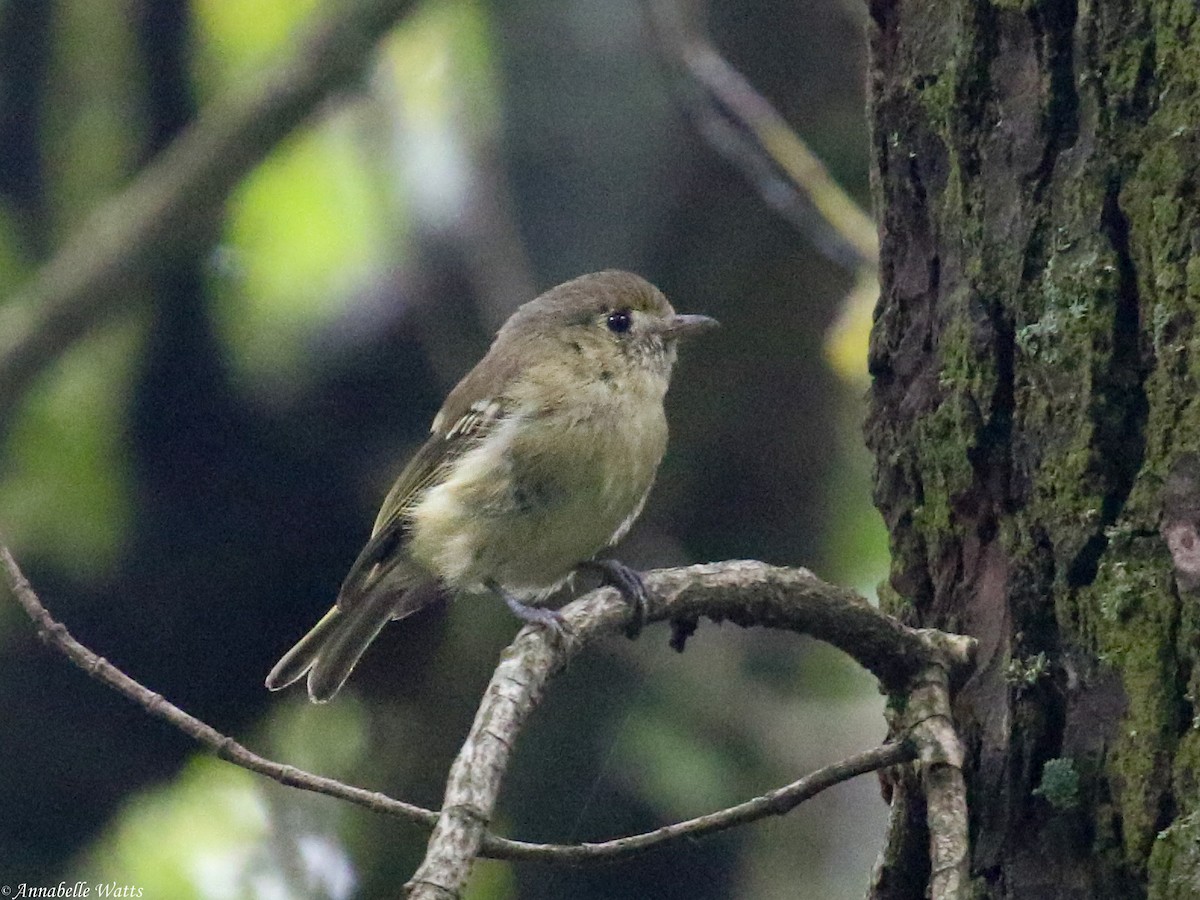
[{"x1": 265, "y1": 270, "x2": 717, "y2": 702}]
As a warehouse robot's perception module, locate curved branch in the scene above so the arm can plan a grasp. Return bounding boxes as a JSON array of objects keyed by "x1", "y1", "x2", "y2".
[
  {"x1": 0, "y1": 0, "x2": 419, "y2": 423},
  {"x1": 405, "y1": 562, "x2": 974, "y2": 897},
  {"x1": 906, "y1": 666, "x2": 970, "y2": 900},
  {"x1": 0, "y1": 545, "x2": 438, "y2": 828},
  {"x1": 2, "y1": 545, "x2": 964, "y2": 875},
  {"x1": 491, "y1": 740, "x2": 916, "y2": 863}
]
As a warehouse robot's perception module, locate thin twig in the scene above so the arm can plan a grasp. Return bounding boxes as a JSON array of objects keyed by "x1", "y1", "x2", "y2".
[
  {"x1": 1, "y1": 545, "x2": 963, "y2": 873},
  {"x1": 643, "y1": 0, "x2": 878, "y2": 271},
  {"x1": 0, "y1": 545, "x2": 438, "y2": 826},
  {"x1": 495, "y1": 740, "x2": 916, "y2": 863},
  {"x1": 0, "y1": 0, "x2": 419, "y2": 423}
]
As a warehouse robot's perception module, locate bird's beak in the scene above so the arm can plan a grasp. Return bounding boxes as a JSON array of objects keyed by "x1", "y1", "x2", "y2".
[{"x1": 658, "y1": 313, "x2": 719, "y2": 339}]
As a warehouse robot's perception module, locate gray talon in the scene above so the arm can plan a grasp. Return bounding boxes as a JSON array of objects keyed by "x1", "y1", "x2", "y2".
[
  {"x1": 578, "y1": 559, "x2": 648, "y2": 639},
  {"x1": 491, "y1": 581, "x2": 567, "y2": 637}
]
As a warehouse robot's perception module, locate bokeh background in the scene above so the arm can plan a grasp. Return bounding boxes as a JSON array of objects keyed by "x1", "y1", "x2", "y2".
[{"x1": 0, "y1": 1, "x2": 889, "y2": 897}]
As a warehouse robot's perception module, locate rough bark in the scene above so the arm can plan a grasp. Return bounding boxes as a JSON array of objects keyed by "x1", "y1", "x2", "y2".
[{"x1": 866, "y1": 0, "x2": 1200, "y2": 897}]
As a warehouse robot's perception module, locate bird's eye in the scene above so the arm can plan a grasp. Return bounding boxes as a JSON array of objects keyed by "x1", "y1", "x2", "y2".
[{"x1": 606, "y1": 309, "x2": 632, "y2": 333}]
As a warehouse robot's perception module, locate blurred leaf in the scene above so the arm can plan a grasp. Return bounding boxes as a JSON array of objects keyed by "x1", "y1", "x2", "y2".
[
  {"x1": 263, "y1": 693, "x2": 371, "y2": 778},
  {"x1": 193, "y1": 0, "x2": 403, "y2": 389},
  {"x1": 0, "y1": 199, "x2": 32, "y2": 293},
  {"x1": 823, "y1": 269, "x2": 877, "y2": 387},
  {"x1": 385, "y1": 0, "x2": 498, "y2": 132},
  {"x1": 77, "y1": 756, "x2": 357, "y2": 900},
  {"x1": 0, "y1": 0, "x2": 147, "y2": 581},
  {"x1": 822, "y1": 269, "x2": 890, "y2": 593},
  {"x1": 821, "y1": 431, "x2": 889, "y2": 595},
  {"x1": 381, "y1": 0, "x2": 500, "y2": 227},
  {"x1": 191, "y1": 0, "x2": 322, "y2": 95},
  {"x1": 462, "y1": 858, "x2": 516, "y2": 900},
  {"x1": 204, "y1": 0, "x2": 506, "y2": 389},
  {"x1": 0, "y1": 320, "x2": 141, "y2": 578},
  {"x1": 211, "y1": 112, "x2": 393, "y2": 386}
]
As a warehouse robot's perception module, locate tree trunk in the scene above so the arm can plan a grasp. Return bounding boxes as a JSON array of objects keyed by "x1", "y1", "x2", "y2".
[{"x1": 865, "y1": 1, "x2": 1200, "y2": 896}]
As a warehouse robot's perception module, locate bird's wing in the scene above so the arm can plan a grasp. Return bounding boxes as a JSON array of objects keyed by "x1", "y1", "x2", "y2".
[{"x1": 336, "y1": 347, "x2": 525, "y2": 610}]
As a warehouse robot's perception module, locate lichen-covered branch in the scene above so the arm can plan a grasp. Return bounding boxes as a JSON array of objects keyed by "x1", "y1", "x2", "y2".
[
  {"x1": 906, "y1": 666, "x2": 969, "y2": 900},
  {"x1": 868, "y1": 662, "x2": 970, "y2": 900},
  {"x1": 405, "y1": 562, "x2": 975, "y2": 898},
  {"x1": 0, "y1": 0, "x2": 418, "y2": 422},
  {"x1": 651, "y1": 561, "x2": 975, "y2": 688},
  {"x1": 2, "y1": 543, "x2": 973, "y2": 892}
]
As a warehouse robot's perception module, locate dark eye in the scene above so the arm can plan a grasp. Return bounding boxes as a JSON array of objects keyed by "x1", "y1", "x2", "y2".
[{"x1": 606, "y1": 309, "x2": 632, "y2": 333}]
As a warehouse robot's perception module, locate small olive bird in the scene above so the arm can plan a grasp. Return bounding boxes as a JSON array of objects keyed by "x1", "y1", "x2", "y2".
[{"x1": 266, "y1": 270, "x2": 717, "y2": 702}]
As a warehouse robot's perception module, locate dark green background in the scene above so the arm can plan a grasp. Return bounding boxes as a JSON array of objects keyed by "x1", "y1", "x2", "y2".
[{"x1": 0, "y1": 1, "x2": 887, "y2": 897}]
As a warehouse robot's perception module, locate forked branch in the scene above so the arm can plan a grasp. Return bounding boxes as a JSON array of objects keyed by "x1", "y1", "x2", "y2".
[
  {"x1": 2, "y1": 547, "x2": 973, "y2": 896},
  {"x1": 402, "y1": 562, "x2": 974, "y2": 898}
]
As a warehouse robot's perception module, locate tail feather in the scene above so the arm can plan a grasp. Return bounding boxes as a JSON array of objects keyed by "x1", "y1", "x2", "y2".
[
  {"x1": 264, "y1": 606, "x2": 343, "y2": 692},
  {"x1": 306, "y1": 588, "x2": 404, "y2": 702},
  {"x1": 265, "y1": 578, "x2": 443, "y2": 703}
]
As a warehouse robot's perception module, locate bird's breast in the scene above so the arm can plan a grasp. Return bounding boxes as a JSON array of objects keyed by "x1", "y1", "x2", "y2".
[{"x1": 407, "y1": 390, "x2": 667, "y2": 597}]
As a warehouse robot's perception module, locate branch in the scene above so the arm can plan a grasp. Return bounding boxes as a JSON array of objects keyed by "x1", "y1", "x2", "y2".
[
  {"x1": 0, "y1": 0, "x2": 419, "y2": 423},
  {"x1": 2, "y1": 545, "x2": 963, "y2": 877},
  {"x1": 0, "y1": 545, "x2": 438, "y2": 828},
  {"x1": 404, "y1": 562, "x2": 974, "y2": 898},
  {"x1": 643, "y1": 0, "x2": 878, "y2": 272},
  {"x1": 868, "y1": 663, "x2": 970, "y2": 900},
  {"x1": 906, "y1": 666, "x2": 970, "y2": 900},
  {"x1": 491, "y1": 740, "x2": 916, "y2": 863}
]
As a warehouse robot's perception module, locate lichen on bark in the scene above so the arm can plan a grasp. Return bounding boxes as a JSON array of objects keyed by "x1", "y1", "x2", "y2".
[{"x1": 867, "y1": 0, "x2": 1200, "y2": 895}]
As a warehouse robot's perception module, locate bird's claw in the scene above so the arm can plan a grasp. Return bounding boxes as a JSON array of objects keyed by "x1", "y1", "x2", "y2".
[
  {"x1": 497, "y1": 586, "x2": 568, "y2": 639},
  {"x1": 578, "y1": 559, "x2": 649, "y2": 639}
]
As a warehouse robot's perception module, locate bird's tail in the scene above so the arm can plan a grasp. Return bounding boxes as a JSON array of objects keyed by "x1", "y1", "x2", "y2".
[{"x1": 265, "y1": 580, "x2": 440, "y2": 703}]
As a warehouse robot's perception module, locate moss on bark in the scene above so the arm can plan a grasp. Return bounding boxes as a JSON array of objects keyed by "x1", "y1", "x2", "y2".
[{"x1": 867, "y1": 0, "x2": 1200, "y2": 895}]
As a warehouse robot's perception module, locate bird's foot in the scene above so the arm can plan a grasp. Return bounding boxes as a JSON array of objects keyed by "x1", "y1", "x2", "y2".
[
  {"x1": 491, "y1": 582, "x2": 567, "y2": 639},
  {"x1": 577, "y1": 559, "x2": 648, "y2": 639}
]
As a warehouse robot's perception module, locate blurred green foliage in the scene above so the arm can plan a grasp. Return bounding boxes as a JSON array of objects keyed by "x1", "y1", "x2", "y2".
[
  {"x1": 44, "y1": 0, "x2": 144, "y2": 230},
  {"x1": 78, "y1": 759, "x2": 281, "y2": 899},
  {"x1": 215, "y1": 120, "x2": 393, "y2": 386},
  {"x1": 192, "y1": 0, "x2": 322, "y2": 88},
  {"x1": 0, "y1": 0, "x2": 889, "y2": 898},
  {"x1": 1, "y1": 321, "x2": 140, "y2": 577}
]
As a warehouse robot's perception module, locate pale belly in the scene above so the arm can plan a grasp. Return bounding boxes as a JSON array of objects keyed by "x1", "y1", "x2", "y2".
[{"x1": 406, "y1": 406, "x2": 666, "y2": 598}]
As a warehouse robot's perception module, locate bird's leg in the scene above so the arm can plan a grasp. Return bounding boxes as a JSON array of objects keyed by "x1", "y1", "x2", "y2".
[
  {"x1": 576, "y1": 559, "x2": 648, "y2": 639},
  {"x1": 487, "y1": 580, "x2": 566, "y2": 637}
]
